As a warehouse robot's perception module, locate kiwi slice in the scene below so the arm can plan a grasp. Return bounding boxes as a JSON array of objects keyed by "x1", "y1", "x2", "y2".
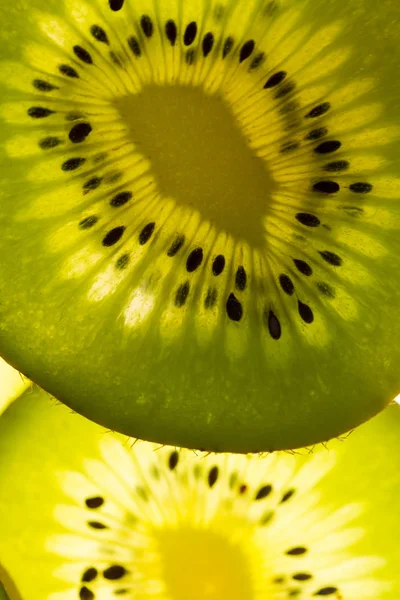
[
  {"x1": 1, "y1": 0, "x2": 400, "y2": 453},
  {"x1": 1, "y1": 387, "x2": 399, "y2": 600}
]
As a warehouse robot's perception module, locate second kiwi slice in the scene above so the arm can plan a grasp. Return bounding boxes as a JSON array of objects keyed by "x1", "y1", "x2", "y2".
[{"x1": 0, "y1": 0, "x2": 400, "y2": 453}]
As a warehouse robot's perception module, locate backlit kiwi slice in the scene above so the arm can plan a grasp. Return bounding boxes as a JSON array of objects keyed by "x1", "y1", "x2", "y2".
[
  {"x1": 1, "y1": 0, "x2": 400, "y2": 453},
  {"x1": 1, "y1": 387, "x2": 399, "y2": 599}
]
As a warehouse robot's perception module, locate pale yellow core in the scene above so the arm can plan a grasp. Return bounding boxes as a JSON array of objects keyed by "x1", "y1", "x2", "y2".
[
  {"x1": 155, "y1": 527, "x2": 254, "y2": 600},
  {"x1": 116, "y1": 86, "x2": 276, "y2": 247}
]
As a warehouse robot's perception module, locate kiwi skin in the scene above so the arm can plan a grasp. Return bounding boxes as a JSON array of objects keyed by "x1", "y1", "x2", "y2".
[{"x1": 0, "y1": 0, "x2": 400, "y2": 453}]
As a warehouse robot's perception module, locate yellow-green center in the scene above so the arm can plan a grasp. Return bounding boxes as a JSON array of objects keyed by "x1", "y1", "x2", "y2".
[
  {"x1": 116, "y1": 85, "x2": 276, "y2": 247},
  {"x1": 155, "y1": 526, "x2": 254, "y2": 600}
]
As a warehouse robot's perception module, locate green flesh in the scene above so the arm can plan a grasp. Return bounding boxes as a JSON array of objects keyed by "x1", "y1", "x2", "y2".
[
  {"x1": 0, "y1": 387, "x2": 399, "y2": 599},
  {"x1": 0, "y1": 586, "x2": 11, "y2": 600},
  {"x1": 1, "y1": 0, "x2": 400, "y2": 452}
]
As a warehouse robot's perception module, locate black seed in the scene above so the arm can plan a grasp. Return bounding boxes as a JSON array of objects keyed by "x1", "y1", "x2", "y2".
[
  {"x1": 226, "y1": 293, "x2": 243, "y2": 322},
  {"x1": 79, "y1": 587, "x2": 94, "y2": 600},
  {"x1": 315, "y1": 587, "x2": 338, "y2": 596},
  {"x1": 317, "y1": 281, "x2": 336, "y2": 298},
  {"x1": 279, "y1": 274, "x2": 295, "y2": 295},
  {"x1": 235, "y1": 266, "x2": 247, "y2": 291},
  {"x1": 79, "y1": 216, "x2": 98, "y2": 230},
  {"x1": 293, "y1": 573, "x2": 312, "y2": 581},
  {"x1": 267, "y1": 310, "x2": 281, "y2": 340},
  {"x1": 313, "y1": 181, "x2": 340, "y2": 194},
  {"x1": 298, "y1": 301, "x2": 314, "y2": 324},
  {"x1": 205, "y1": 287, "x2": 218, "y2": 309},
  {"x1": 91, "y1": 24, "x2": 109, "y2": 44},
  {"x1": 88, "y1": 521, "x2": 108, "y2": 530},
  {"x1": 69, "y1": 122, "x2": 92, "y2": 144},
  {"x1": 139, "y1": 222, "x2": 155, "y2": 245},
  {"x1": 109, "y1": 0, "x2": 124, "y2": 10},
  {"x1": 293, "y1": 259, "x2": 312, "y2": 276},
  {"x1": 62, "y1": 157, "x2": 86, "y2": 171},
  {"x1": 212, "y1": 255, "x2": 225, "y2": 276},
  {"x1": 175, "y1": 282, "x2": 190, "y2": 307},
  {"x1": 93, "y1": 152, "x2": 107, "y2": 163},
  {"x1": 296, "y1": 213, "x2": 320, "y2": 227},
  {"x1": 83, "y1": 177, "x2": 102, "y2": 192},
  {"x1": 114, "y1": 589, "x2": 129, "y2": 596},
  {"x1": 319, "y1": 251, "x2": 342, "y2": 266},
  {"x1": 260, "y1": 511, "x2": 274, "y2": 526},
  {"x1": 274, "y1": 81, "x2": 295, "y2": 99},
  {"x1": 279, "y1": 101, "x2": 299, "y2": 116},
  {"x1": 286, "y1": 547, "x2": 307, "y2": 556},
  {"x1": 39, "y1": 137, "x2": 61, "y2": 149},
  {"x1": 239, "y1": 39, "x2": 255, "y2": 62},
  {"x1": 184, "y1": 22, "x2": 197, "y2": 46},
  {"x1": 103, "y1": 565, "x2": 127, "y2": 580},
  {"x1": 28, "y1": 106, "x2": 55, "y2": 118},
  {"x1": 136, "y1": 486, "x2": 148, "y2": 502},
  {"x1": 85, "y1": 496, "x2": 104, "y2": 509},
  {"x1": 289, "y1": 590, "x2": 301, "y2": 597},
  {"x1": 82, "y1": 568, "x2": 98, "y2": 583},
  {"x1": 128, "y1": 36, "x2": 141, "y2": 56},
  {"x1": 202, "y1": 32, "x2": 214, "y2": 57},
  {"x1": 110, "y1": 51, "x2": 122, "y2": 66},
  {"x1": 33, "y1": 79, "x2": 59, "y2": 92},
  {"x1": 193, "y1": 464, "x2": 202, "y2": 479},
  {"x1": 168, "y1": 236, "x2": 185, "y2": 257},
  {"x1": 59, "y1": 64, "x2": 79, "y2": 78},
  {"x1": 110, "y1": 191, "x2": 132, "y2": 207},
  {"x1": 151, "y1": 465, "x2": 160, "y2": 480},
  {"x1": 168, "y1": 450, "x2": 179, "y2": 470},
  {"x1": 239, "y1": 484, "x2": 247, "y2": 494},
  {"x1": 264, "y1": 70, "x2": 287, "y2": 88},
  {"x1": 165, "y1": 20, "x2": 177, "y2": 45},
  {"x1": 273, "y1": 576, "x2": 286, "y2": 584},
  {"x1": 249, "y1": 52, "x2": 265, "y2": 70},
  {"x1": 186, "y1": 49, "x2": 196, "y2": 65},
  {"x1": 305, "y1": 102, "x2": 331, "y2": 118},
  {"x1": 229, "y1": 472, "x2": 238, "y2": 489},
  {"x1": 208, "y1": 466, "x2": 219, "y2": 487},
  {"x1": 281, "y1": 489, "x2": 295, "y2": 503},
  {"x1": 323, "y1": 160, "x2": 349, "y2": 172},
  {"x1": 314, "y1": 140, "x2": 341, "y2": 154},
  {"x1": 73, "y1": 45, "x2": 93, "y2": 64},
  {"x1": 102, "y1": 226, "x2": 125, "y2": 247},
  {"x1": 305, "y1": 127, "x2": 327, "y2": 141},
  {"x1": 116, "y1": 254, "x2": 130, "y2": 270},
  {"x1": 349, "y1": 182, "x2": 373, "y2": 193},
  {"x1": 222, "y1": 36, "x2": 234, "y2": 58},
  {"x1": 141, "y1": 15, "x2": 153, "y2": 37},
  {"x1": 255, "y1": 484, "x2": 272, "y2": 500},
  {"x1": 280, "y1": 141, "x2": 299, "y2": 153},
  {"x1": 186, "y1": 248, "x2": 203, "y2": 272}
]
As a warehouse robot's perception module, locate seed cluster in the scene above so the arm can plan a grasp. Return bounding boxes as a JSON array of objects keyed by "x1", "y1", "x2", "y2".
[
  {"x1": 70, "y1": 447, "x2": 345, "y2": 599},
  {"x1": 22, "y1": 0, "x2": 375, "y2": 345}
]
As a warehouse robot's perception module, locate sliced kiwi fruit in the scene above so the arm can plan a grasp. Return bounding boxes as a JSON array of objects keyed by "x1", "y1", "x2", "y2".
[
  {"x1": 0, "y1": 386, "x2": 399, "y2": 600},
  {"x1": 1, "y1": 0, "x2": 400, "y2": 453}
]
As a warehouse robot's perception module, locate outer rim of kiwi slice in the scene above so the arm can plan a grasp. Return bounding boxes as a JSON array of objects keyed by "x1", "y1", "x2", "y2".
[
  {"x1": 0, "y1": 387, "x2": 399, "y2": 600},
  {"x1": 1, "y1": 0, "x2": 400, "y2": 453}
]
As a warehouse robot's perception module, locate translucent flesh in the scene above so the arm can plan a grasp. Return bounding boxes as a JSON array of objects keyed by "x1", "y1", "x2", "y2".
[
  {"x1": 0, "y1": 388, "x2": 399, "y2": 599},
  {"x1": 1, "y1": 0, "x2": 400, "y2": 452}
]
